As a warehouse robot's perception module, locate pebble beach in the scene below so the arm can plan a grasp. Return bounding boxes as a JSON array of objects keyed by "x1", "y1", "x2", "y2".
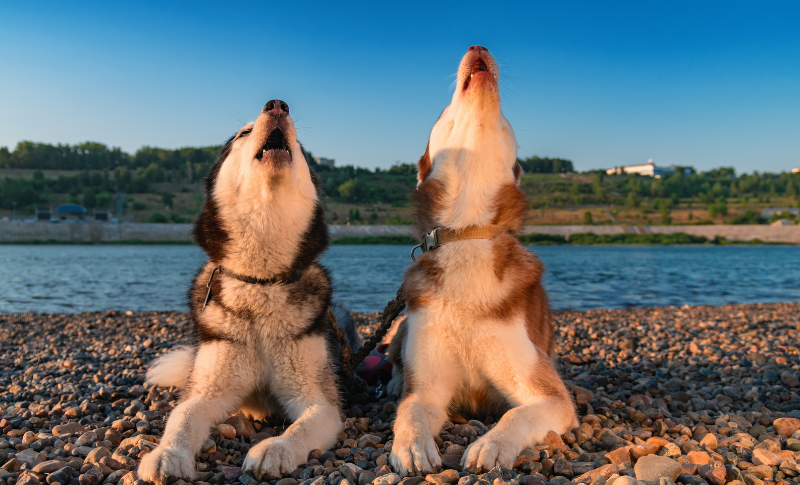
[{"x1": 1, "y1": 302, "x2": 799, "y2": 485}]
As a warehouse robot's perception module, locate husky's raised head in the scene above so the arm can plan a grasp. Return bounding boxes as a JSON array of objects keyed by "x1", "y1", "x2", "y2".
[
  {"x1": 195, "y1": 99, "x2": 327, "y2": 282},
  {"x1": 139, "y1": 100, "x2": 359, "y2": 484},
  {"x1": 415, "y1": 45, "x2": 523, "y2": 236},
  {"x1": 388, "y1": 48, "x2": 577, "y2": 477}
]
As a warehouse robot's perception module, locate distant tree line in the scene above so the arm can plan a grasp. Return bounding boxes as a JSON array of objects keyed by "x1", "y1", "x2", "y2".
[
  {"x1": 525, "y1": 167, "x2": 799, "y2": 221},
  {"x1": 0, "y1": 169, "x2": 116, "y2": 211},
  {"x1": 0, "y1": 141, "x2": 224, "y2": 211},
  {"x1": 0, "y1": 141, "x2": 421, "y2": 210},
  {"x1": 0, "y1": 141, "x2": 222, "y2": 182},
  {"x1": 312, "y1": 159, "x2": 417, "y2": 204},
  {"x1": 517, "y1": 156, "x2": 574, "y2": 174},
  {"x1": 606, "y1": 168, "x2": 798, "y2": 203},
  {"x1": 313, "y1": 155, "x2": 576, "y2": 205},
  {"x1": 0, "y1": 142, "x2": 577, "y2": 204},
  {"x1": 0, "y1": 165, "x2": 190, "y2": 212},
  {"x1": 3, "y1": 140, "x2": 798, "y2": 219}
]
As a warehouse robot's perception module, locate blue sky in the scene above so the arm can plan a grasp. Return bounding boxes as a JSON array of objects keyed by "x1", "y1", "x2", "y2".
[{"x1": 1, "y1": 1, "x2": 798, "y2": 173}]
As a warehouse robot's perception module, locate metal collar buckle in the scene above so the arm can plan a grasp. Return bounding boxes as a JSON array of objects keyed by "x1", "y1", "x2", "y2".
[{"x1": 411, "y1": 228, "x2": 439, "y2": 261}]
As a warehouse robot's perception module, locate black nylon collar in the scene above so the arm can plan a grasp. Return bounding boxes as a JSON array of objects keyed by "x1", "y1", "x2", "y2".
[
  {"x1": 219, "y1": 266, "x2": 304, "y2": 285},
  {"x1": 202, "y1": 266, "x2": 304, "y2": 310}
]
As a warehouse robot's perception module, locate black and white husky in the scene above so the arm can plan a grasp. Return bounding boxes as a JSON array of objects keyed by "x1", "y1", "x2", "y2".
[{"x1": 138, "y1": 100, "x2": 360, "y2": 483}]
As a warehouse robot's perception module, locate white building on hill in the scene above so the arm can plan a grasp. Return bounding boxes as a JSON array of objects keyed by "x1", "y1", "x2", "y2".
[
  {"x1": 314, "y1": 157, "x2": 335, "y2": 167},
  {"x1": 606, "y1": 159, "x2": 691, "y2": 178}
]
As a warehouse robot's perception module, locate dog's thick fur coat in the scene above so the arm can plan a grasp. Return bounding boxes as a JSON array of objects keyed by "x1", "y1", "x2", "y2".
[
  {"x1": 388, "y1": 47, "x2": 578, "y2": 476},
  {"x1": 138, "y1": 100, "x2": 359, "y2": 483}
]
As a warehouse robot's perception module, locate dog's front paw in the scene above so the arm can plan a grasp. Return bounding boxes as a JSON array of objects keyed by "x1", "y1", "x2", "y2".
[
  {"x1": 243, "y1": 437, "x2": 304, "y2": 480},
  {"x1": 389, "y1": 432, "x2": 441, "y2": 478},
  {"x1": 138, "y1": 445, "x2": 196, "y2": 484},
  {"x1": 461, "y1": 433, "x2": 518, "y2": 474}
]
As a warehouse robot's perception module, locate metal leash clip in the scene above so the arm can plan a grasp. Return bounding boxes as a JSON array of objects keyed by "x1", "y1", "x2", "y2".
[
  {"x1": 410, "y1": 228, "x2": 440, "y2": 261},
  {"x1": 203, "y1": 267, "x2": 220, "y2": 310}
]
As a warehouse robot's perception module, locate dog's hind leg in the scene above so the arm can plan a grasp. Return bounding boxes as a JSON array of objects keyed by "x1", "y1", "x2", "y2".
[
  {"x1": 138, "y1": 341, "x2": 255, "y2": 484},
  {"x1": 243, "y1": 335, "x2": 342, "y2": 480},
  {"x1": 386, "y1": 317, "x2": 408, "y2": 398},
  {"x1": 461, "y1": 347, "x2": 578, "y2": 473}
]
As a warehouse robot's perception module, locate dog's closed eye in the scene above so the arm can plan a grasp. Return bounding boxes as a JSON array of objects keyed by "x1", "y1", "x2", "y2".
[{"x1": 239, "y1": 129, "x2": 252, "y2": 138}]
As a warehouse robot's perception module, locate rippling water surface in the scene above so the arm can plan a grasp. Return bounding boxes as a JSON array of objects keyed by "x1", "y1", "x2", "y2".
[{"x1": 0, "y1": 244, "x2": 798, "y2": 314}]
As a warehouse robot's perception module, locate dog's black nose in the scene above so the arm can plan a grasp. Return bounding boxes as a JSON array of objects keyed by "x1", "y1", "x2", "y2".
[{"x1": 264, "y1": 100, "x2": 289, "y2": 115}]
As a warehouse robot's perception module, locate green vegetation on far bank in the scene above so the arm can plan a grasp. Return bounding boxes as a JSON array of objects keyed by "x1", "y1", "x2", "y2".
[
  {"x1": 0, "y1": 239, "x2": 195, "y2": 245},
  {"x1": 516, "y1": 234, "x2": 570, "y2": 245},
  {"x1": 567, "y1": 233, "x2": 710, "y2": 245},
  {"x1": 1, "y1": 232, "x2": 788, "y2": 245},
  {"x1": 529, "y1": 232, "x2": 782, "y2": 245},
  {"x1": 2, "y1": 140, "x2": 799, "y2": 228},
  {"x1": 333, "y1": 233, "x2": 785, "y2": 246}
]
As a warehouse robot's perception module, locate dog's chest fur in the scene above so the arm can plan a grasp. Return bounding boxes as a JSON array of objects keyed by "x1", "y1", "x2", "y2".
[
  {"x1": 401, "y1": 240, "x2": 545, "y2": 417},
  {"x1": 185, "y1": 262, "x2": 336, "y2": 420},
  {"x1": 193, "y1": 262, "x2": 330, "y2": 336}
]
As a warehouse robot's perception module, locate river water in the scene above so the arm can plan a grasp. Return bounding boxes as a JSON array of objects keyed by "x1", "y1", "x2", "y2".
[{"x1": 0, "y1": 245, "x2": 797, "y2": 314}]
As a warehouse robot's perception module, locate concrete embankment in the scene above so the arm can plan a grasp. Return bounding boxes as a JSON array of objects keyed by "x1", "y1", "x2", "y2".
[
  {"x1": 327, "y1": 224, "x2": 800, "y2": 244},
  {"x1": 1, "y1": 222, "x2": 798, "y2": 243},
  {"x1": 0, "y1": 222, "x2": 194, "y2": 243}
]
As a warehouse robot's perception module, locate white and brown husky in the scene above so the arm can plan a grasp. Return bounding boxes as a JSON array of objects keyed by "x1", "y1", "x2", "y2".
[
  {"x1": 138, "y1": 100, "x2": 360, "y2": 483},
  {"x1": 388, "y1": 47, "x2": 578, "y2": 476}
]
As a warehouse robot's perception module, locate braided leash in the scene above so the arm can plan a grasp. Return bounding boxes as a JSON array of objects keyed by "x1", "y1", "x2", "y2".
[
  {"x1": 350, "y1": 285, "x2": 406, "y2": 370},
  {"x1": 328, "y1": 285, "x2": 406, "y2": 403}
]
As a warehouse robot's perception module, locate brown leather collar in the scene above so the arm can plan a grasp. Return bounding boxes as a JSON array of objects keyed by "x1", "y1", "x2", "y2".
[{"x1": 411, "y1": 225, "x2": 509, "y2": 261}]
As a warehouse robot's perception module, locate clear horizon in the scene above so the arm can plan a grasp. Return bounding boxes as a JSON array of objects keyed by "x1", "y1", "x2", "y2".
[{"x1": 1, "y1": 1, "x2": 799, "y2": 174}]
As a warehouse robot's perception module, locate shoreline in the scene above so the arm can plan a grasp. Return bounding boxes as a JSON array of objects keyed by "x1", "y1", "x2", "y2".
[
  {"x1": 1, "y1": 302, "x2": 799, "y2": 485},
  {"x1": 0, "y1": 233, "x2": 794, "y2": 246},
  {"x1": 2, "y1": 300, "x2": 799, "y2": 317},
  {"x1": 1, "y1": 223, "x2": 799, "y2": 245}
]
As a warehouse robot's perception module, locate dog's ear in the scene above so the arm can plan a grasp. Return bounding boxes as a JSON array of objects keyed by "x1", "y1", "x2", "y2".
[
  {"x1": 193, "y1": 134, "x2": 235, "y2": 261},
  {"x1": 513, "y1": 161, "x2": 522, "y2": 185},
  {"x1": 417, "y1": 144, "x2": 432, "y2": 186}
]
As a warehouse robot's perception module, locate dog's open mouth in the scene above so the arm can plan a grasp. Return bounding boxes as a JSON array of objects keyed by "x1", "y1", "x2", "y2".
[
  {"x1": 255, "y1": 128, "x2": 291, "y2": 163},
  {"x1": 463, "y1": 58, "x2": 493, "y2": 91}
]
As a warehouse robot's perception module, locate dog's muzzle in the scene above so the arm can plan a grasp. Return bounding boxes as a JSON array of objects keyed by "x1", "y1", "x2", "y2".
[{"x1": 255, "y1": 99, "x2": 292, "y2": 164}]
